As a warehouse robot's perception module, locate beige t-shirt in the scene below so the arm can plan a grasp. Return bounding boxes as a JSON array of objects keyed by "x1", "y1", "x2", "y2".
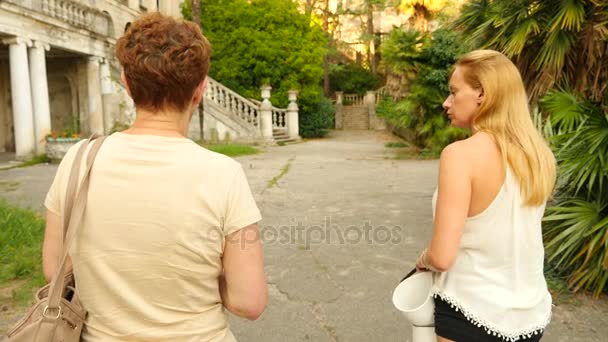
[{"x1": 45, "y1": 132, "x2": 262, "y2": 342}]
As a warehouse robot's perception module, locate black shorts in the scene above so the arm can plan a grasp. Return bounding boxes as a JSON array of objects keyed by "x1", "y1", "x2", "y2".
[{"x1": 434, "y1": 297, "x2": 543, "y2": 342}]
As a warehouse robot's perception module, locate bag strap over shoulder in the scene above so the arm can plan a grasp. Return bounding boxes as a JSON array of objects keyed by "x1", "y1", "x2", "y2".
[
  {"x1": 46, "y1": 135, "x2": 107, "y2": 312},
  {"x1": 62, "y1": 139, "x2": 89, "y2": 243}
]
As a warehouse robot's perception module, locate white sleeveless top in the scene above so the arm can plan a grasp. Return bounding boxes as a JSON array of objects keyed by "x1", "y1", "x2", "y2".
[{"x1": 431, "y1": 166, "x2": 552, "y2": 341}]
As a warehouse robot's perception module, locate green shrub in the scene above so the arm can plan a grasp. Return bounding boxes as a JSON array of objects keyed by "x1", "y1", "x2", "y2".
[
  {"x1": 541, "y1": 90, "x2": 608, "y2": 297},
  {"x1": 377, "y1": 28, "x2": 469, "y2": 155},
  {"x1": 329, "y1": 63, "x2": 380, "y2": 95},
  {"x1": 298, "y1": 89, "x2": 335, "y2": 138}
]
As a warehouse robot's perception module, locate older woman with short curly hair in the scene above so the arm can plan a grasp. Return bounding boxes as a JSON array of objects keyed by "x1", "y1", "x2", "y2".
[{"x1": 42, "y1": 12, "x2": 267, "y2": 342}]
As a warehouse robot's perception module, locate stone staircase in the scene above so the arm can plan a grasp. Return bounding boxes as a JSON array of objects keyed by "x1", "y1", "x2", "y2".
[
  {"x1": 195, "y1": 78, "x2": 300, "y2": 144},
  {"x1": 273, "y1": 128, "x2": 297, "y2": 144}
]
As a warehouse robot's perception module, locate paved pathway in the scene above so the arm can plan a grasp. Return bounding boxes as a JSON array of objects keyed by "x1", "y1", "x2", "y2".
[{"x1": 1, "y1": 130, "x2": 607, "y2": 341}]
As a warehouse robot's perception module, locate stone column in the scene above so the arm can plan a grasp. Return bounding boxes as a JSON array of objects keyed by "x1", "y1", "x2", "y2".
[
  {"x1": 287, "y1": 90, "x2": 300, "y2": 140},
  {"x1": 4, "y1": 37, "x2": 35, "y2": 159},
  {"x1": 29, "y1": 41, "x2": 52, "y2": 154},
  {"x1": 366, "y1": 90, "x2": 385, "y2": 130},
  {"x1": 87, "y1": 56, "x2": 104, "y2": 135},
  {"x1": 366, "y1": 91, "x2": 376, "y2": 130},
  {"x1": 100, "y1": 59, "x2": 114, "y2": 133},
  {"x1": 335, "y1": 91, "x2": 343, "y2": 130},
  {"x1": 260, "y1": 86, "x2": 273, "y2": 141}
]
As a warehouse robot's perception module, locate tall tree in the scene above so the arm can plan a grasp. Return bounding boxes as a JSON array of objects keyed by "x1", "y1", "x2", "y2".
[
  {"x1": 323, "y1": 0, "x2": 331, "y2": 95},
  {"x1": 399, "y1": 0, "x2": 447, "y2": 32},
  {"x1": 191, "y1": 0, "x2": 201, "y2": 29},
  {"x1": 455, "y1": 0, "x2": 608, "y2": 101}
]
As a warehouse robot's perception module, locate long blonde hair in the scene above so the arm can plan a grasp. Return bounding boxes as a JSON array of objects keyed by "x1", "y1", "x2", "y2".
[{"x1": 456, "y1": 50, "x2": 556, "y2": 206}]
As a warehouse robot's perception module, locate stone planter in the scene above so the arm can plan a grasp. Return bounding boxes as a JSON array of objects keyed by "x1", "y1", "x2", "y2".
[{"x1": 46, "y1": 137, "x2": 81, "y2": 162}]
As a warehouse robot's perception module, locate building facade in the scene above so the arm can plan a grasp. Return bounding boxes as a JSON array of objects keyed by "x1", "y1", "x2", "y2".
[{"x1": 0, "y1": 0, "x2": 182, "y2": 159}]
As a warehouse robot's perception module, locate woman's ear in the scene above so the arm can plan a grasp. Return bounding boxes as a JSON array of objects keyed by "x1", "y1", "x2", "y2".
[
  {"x1": 477, "y1": 89, "x2": 484, "y2": 105},
  {"x1": 192, "y1": 77, "x2": 207, "y2": 106},
  {"x1": 121, "y1": 71, "x2": 132, "y2": 98}
]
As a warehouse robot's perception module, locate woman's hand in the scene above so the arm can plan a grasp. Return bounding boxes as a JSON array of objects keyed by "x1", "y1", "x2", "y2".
[{"x1": 415, "y1": 248, "x2": 429, "y2": 272}]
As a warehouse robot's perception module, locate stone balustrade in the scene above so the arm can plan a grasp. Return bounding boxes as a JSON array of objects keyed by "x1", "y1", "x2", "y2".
[
  {"x1": 205, "y1": 78, "x2": 261, "y2": 128},
  {"x1": 4, "y1": 0, "x2": 112, "y2": 37},
  {"x1": 248, "y1": 98, "x2": 288, "y2": 129},
  {"x1": 271, "y1": 108, "x2": 287, "y2": 129},
  {"x1": 343, "y1": 94, "x2": 365, "y2": 106},
  {"x1": 206, "y1": 79, "x2": 299, "y2": 142}
]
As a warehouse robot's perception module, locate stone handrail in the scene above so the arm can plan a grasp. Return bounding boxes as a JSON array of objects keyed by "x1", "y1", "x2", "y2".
[
  {"x1": 2, "y1": 0, "x2": 112, "y2": 37},
  {"x1": 375, "y1": 87, "x2": 389, "y2": 103},
  {"x1": 205, "y1": 77, "x2": 260, "y2": 129},
  {"x1": 248, "y1": 98, "x2": 287, "y2": 129},
  {"x1": 343, "y1": 94, "x2": 365, "y2": 106}
]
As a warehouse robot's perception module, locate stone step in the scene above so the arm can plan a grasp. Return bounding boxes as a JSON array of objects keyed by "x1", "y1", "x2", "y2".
[{"x1": 274, "y1": 138, "x2": 298, "y2": 145}]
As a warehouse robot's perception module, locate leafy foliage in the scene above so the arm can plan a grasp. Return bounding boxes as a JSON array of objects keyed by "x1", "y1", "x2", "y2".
[
  {"x1": 298, "y1": 88, "x2": 335, "y2": 138},
  {"x1": 183, "y1": 0, "x2": 333, "y2": 137},
  {"x1": 541, "y1": 90, "x2": 608, "y2": 296},
  {"x1": 456, "y1": 0, "x2": 608, "y2": 296},
  {"x1": 329, "y1": 63, "x2": 380, "y2": 95},
  {"x1": 455, "y1": 0, "x2": 608, "y2": 101},
  {"x1": 377, "y1": 28, "x2": 469, "y2": 155}
]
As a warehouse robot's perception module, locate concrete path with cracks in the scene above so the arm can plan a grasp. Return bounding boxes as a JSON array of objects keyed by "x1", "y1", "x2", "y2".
[{"x1": 1, "y1": 130, "x2": 607, "y2": 341}]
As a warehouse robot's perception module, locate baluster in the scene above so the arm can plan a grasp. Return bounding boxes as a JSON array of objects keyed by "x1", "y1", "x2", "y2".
[
  {"x1": 42, "y1": 0, "x2": 48, "y2": 13},
  {"x1": 63, "y1": 2, "x2": 69, "y2": 21},
  {"x1": 229, "y1": 95, "x2": 235, "y2": 114},
  {"x1": 50, "y1": 0, "x2": 57, "y2": 17},
  {"x1": 59, "y1": 1, "x2": 64, "y2": 21},
  {"x1": 68, "y1": 4, "x2": 74, "y2": 24},
  {"x1": 78, "y1": 9, "x2": 85, "y2": 26},
  {"x1": 238, "y1": 102, "x2": 244, "y2": 120}
]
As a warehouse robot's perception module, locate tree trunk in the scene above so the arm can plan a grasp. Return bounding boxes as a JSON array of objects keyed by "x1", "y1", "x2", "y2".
[
  {"x1": 323, "y1": 0, "x2": 330, "y2": 96},
  {"x1": 189, "y1": 0, "x2": 203, "y2": 139},
  {"x1": 367, "y1": 3, "x2": 376, "y2": 74},
  {"x1": 191, "y1": 0, "x2": 201, "y2": 30}
]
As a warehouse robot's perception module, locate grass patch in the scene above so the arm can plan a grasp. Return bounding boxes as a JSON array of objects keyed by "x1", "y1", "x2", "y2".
[
  {"x1": 267, "y1": 157, "x2": 294, "y2": 189},
  {"x1": 17, "y1": 154, "x2": 50, "y2": 168},
  {"x1": 201, "y1": 143, "x2": 259, "y2": 157},
  {"x1": 384, "y1": 141, "x2": 408, "y2": 148},
  {"x1": 0, "y1": 200, "x2": 46, "y2": 307}
]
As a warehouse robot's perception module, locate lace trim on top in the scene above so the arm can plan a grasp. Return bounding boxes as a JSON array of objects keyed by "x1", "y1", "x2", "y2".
[{"x1": 432, "y1": 291, "x2": 551, "y2": 342}]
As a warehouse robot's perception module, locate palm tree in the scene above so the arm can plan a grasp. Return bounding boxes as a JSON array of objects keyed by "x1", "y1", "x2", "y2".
[
  {"x1": 400, "y1": 0, "x2": 448, "y2": 32},
  {"x1": 456, "y1": 0, "x2": 608, "y2": 296},
  {"x1": 455, "y1": 0, "x2": 608, "y2": 101},
  {"x1": 541, "y1": 90, "x2": 608, "y2": 297}
]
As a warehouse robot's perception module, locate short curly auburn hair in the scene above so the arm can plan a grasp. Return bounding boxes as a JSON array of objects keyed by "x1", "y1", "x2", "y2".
[{"x1": 116, "y1": 12, "x2": 211, "y2": 112}]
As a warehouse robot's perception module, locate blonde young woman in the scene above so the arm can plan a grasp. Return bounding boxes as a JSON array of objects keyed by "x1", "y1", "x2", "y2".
[{"x1": 415, "y1": 50, "x2": 555, "y2": 342}]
